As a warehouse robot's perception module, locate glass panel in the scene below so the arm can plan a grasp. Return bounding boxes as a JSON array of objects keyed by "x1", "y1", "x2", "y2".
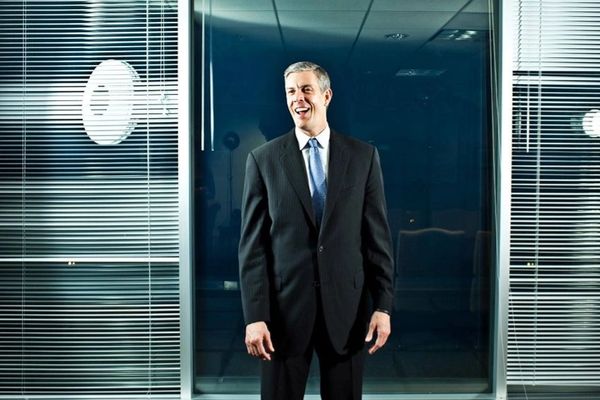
[{"x1": 194, "y1": 0, "x2": 495, "y2": 395}]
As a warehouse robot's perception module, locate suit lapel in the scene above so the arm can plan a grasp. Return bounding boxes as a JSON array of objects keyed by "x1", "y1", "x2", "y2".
[
  {"x1": 280, "y1": 131, "x2": 317, "y2": 228},
  {"x1": 320, "y1": 131, "x2": 349, "y2": 232}
]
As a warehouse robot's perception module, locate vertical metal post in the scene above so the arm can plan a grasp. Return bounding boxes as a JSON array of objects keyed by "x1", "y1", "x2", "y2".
[
  {"x1": 178, "y1": 0, "x2": 193, "y2": 398},
  {"x1": 494, "y1": 0, "x2": 514, "y2": 398}
]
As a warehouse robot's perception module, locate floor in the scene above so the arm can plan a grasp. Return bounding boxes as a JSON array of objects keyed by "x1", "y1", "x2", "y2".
[{"x1": 195, "y1": 283, "x2": 492, "y2": 396}]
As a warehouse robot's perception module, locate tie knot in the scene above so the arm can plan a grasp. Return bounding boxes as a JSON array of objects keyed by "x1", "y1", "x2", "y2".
[{"x1": 308, "y1": 138, "x2": 319, "y2": 149}]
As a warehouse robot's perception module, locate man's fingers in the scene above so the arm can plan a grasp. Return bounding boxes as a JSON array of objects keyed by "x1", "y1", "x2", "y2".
[
  {"x1": 364, "y1": 323, "x2": 375, "y2": 343},
  {"x1": 369, "y1": 330, "x2": 389, "y2": 354},
  {"x1": 246, "y1": 341, "x2": 271, "y2": 360},
  {"x1": 256, "y1": 340, "x2": 271, "y2": 361},
  {"x1": 377, "y1": 331, "x2": 390, "y2": 347},
  {"x1": 366, "y1": 312, "x2": 391, "y2": 355},
  {"x1": 367, "y1": 331, "x2": 386, "y2": 354},
  {"x1": 368, "y1": 342, "x2": 380, "y2": 354},
  {"x1": 256, "y1": 330, "x2": 273, "y2": 360},
  {"x1": 265, "y1": 331, "x2": 275, "y2": 353},
  {"x1": 245, "y1": 322, "x2": 274, "y2": 361}
]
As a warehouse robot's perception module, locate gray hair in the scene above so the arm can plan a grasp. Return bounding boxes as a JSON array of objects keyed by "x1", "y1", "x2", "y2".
[{"x1": 284, "y1": 61, "x2": 331, "y2": 92}]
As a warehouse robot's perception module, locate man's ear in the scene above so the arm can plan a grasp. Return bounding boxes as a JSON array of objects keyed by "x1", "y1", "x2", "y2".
[{"x1": 324, "y1": 88, "x2": 333, "y2": 107}]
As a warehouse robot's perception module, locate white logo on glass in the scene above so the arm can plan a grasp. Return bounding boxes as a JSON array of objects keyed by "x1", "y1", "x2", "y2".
[
  {"x1": 583, "y1": 109, "x2": 600, "y2": 138},
  {"x1": 82, "y1": 59, "x2": 140, "y2": 145}
]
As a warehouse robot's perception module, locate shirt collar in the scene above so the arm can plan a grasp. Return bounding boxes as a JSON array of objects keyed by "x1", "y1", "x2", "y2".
[{"x1": 295, "y1": 125, "x2": 330, "y2": 150}]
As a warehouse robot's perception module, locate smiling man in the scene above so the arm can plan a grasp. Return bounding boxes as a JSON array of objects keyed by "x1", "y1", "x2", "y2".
[
  {"x1": 285, "y1": 68, "x2": 331, "y2": 135},
  {"x1": 239, "y1": 61, "x2": 394, "y2": 400}
]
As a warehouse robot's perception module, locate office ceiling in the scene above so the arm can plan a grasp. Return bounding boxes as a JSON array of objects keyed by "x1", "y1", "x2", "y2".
[{"x1": 193, "y1": 0, "x2": 491, "y2": 72}]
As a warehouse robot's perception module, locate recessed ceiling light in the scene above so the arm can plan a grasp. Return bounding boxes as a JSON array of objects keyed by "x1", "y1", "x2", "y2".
[
  {"x1": 435, "y1": 29, "x2": 481, "y2": 41},
  {"x1": 395, "y1": 69, "x2": 446, "y2": 77},
  {"x1": 385, "y1": 33, "x2": 409, "y2": 40}
]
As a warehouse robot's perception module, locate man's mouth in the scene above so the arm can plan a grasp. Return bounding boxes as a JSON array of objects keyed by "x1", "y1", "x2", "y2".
[{"x1": 295, "y1": 107, "x2": 310, "y2": 117}]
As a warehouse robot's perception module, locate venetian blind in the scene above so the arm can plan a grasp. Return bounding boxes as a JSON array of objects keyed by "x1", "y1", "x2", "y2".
[
  {"x1": 0, "y1": 0, "x2": 179, "y2": 396},
  {"x1": 508, "y1": 0, "x2": 600, "y2": 386}
]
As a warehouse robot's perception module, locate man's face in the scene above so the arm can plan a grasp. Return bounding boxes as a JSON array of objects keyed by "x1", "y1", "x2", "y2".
[{"x1": 285, "y1": 71, "x2": 332, "y2": 136}]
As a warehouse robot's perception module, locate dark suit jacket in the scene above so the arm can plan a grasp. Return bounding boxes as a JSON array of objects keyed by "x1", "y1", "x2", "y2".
[{"x1": 239, "y1": 129, "x2": 394, "y2": 356}]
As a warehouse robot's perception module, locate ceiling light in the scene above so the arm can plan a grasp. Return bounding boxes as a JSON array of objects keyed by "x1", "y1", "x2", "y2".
[
  {"x1": 395, "y1": 69, "x2": 446, "y2": 77},
  {"x1": 385, "y1": 33, "x2": 409, "y2": 40},
  {"x1": 436, "y1": 29, "x2": 481, "y2": 41}
]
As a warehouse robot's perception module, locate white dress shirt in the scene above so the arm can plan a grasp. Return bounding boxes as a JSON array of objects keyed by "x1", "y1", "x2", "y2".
[{"x1": 295, "y1": 126, "x2": 330, "y2": 196}]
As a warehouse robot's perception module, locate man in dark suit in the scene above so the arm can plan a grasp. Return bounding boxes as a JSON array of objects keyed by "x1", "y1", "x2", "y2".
[{"x1": 239, "y1": 61, "x2": 394, "y2": 400}]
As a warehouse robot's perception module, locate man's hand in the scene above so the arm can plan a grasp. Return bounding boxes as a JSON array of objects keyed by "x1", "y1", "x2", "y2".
[
  {"x1": 364, "y1": 311, "x2": 391, "y2": 355},
  {"x1": 245, "y1": 321, "x2": 275, "y2": 361}
]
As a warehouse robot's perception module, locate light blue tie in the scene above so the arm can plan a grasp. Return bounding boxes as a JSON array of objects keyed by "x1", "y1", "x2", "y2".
[{"x1": 308, "y1": 138, "x2": 327, "y2": 225}]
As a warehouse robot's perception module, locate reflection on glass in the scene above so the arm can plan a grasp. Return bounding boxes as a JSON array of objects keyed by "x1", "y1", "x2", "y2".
[{"x1": 194, "y1": 0, "x2": 495, "y2": 395}]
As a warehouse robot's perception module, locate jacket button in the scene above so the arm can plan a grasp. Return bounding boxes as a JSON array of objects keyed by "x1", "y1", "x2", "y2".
[{"x1": 318, "y1": 246, "x2": 324, "y2": 253}]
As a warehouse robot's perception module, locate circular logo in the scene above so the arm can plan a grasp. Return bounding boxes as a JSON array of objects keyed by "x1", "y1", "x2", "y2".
[
  {"x1": 82, "y1": 59, "x2": 139, "y2": 145},
  {"x1": 583, "y1": 109, "x2": 600, "y2": 138}
]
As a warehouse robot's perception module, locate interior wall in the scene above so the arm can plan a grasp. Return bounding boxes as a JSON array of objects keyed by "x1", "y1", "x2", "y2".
[
  {"x1": 507, "y1": 0, "x2": 600, "y2": 390},
  {"x1": 0, "y1": 0, "x2": 180, "y2": 395}
]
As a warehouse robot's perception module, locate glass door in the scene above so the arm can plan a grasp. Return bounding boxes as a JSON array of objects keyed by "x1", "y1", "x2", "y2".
[{"x1": 193, "y1": 0, "x2": 496, "y2": 395}]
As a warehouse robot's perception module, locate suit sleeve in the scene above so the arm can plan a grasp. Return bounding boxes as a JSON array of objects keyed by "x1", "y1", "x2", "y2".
[
  {"x1": 238, "y1": 152, "x2": 272, "y2": 325},
  {"x1": 362, "y1": 147, "x2": 395, "y2": 313}
]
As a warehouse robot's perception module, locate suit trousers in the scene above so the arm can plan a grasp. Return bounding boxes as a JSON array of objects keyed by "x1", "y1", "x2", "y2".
[{"x1": 260, "y1": 291, "x2": 366, "y2": 400}]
